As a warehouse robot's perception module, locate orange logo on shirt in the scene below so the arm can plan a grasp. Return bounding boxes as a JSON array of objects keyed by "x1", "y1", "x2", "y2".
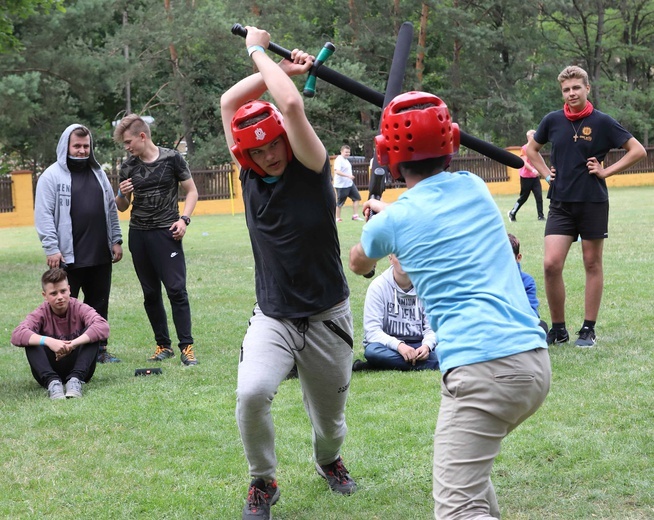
[{"x1": 580, "y1": 126, "x2": 592, "y2": 142}]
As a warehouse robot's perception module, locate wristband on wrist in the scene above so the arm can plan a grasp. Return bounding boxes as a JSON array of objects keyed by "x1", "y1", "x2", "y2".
[
  {"x1": 39, "y1": 336, "x2": 46, "y2": 346},
  {"x1": 247, "y1": 45, "x2": 265, "y2": 57},
  {"x1": 117, "y1": 189, "x2": 125, "y2": 198}
]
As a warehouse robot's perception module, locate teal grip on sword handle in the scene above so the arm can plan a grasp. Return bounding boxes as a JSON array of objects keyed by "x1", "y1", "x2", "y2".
[{"x1": 303, "y1": 42, "x2": 335, "y2": 98}]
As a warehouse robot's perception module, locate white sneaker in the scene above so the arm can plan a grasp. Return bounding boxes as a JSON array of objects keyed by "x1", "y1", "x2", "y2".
[
  {"x1": 47, "y1": 379, "x2": 65, "y2": 400},
  {"x1": 65, "y1": 377, "x2": 83, "y2": 398}
]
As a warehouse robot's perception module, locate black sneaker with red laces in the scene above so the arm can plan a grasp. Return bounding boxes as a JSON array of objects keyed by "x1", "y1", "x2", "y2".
[
  {"x1": 315, "y1": 457, "x2": 357, "y2": 495},
  {"x1": 242, "y1": 478, "x2": 280, "y2": 519}
]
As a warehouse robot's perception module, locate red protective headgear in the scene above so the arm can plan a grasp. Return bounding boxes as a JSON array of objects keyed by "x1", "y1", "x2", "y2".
[
  {"x1": 230, "y1": 100, "x2": 293, "y2": 177},
  {"x1": 374, "y1": 91, "x2": 460, "y2": 180}
]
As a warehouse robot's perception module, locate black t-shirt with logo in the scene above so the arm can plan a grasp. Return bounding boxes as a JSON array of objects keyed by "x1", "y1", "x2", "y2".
[{"x1": 534, "y1": 109, "x2": 632, "y2": 202}]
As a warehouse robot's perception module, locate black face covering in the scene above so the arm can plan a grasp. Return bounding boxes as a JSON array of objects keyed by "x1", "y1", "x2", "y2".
[{"x1": 67, "y1": 155, "x2": 89, "y2": 172}]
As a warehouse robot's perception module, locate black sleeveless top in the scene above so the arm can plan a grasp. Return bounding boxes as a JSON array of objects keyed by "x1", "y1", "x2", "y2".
[{"x1": 241, "y1": 155, "x2": 350, "y2": 318}]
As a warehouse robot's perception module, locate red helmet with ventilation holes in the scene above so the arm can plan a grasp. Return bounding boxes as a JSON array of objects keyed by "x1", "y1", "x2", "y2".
[
  {"x1": 374, "y1": 91, "x2": 460, "y2": 180},
  {"x1": 230, "y1": 100, "x2": 293, "y2": 177}
]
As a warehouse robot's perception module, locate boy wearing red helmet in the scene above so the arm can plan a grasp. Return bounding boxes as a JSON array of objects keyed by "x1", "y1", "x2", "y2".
[
  {"x1": 221, "y1": 26, "x2": 356, "y2": 520},
  {"x1": 350, "y1": 92, "x2": 551, "y2": 519}
]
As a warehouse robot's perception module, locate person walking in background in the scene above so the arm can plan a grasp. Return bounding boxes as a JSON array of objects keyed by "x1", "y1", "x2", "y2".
[
  {"x1": 221, "y1": 26, "x2": 356, "y2": 520},
  {"x1": 353, "y1": 254, "x2": 438, "y2": 372},
  {"x1": 508, "y1": 129, "x2": 545, "y2": 222},
  {"x1": 349, "y1": 91, "x2": 550, "y2": 519},
  {"x1": 34, "y1": 124, "x2": 122, "y2": 364},
  {"x1": 526, "y1": 65, "x2": 646, "y2": 348},
  {"x1": 11, "y1": 268, "x2": 110, "y2": 399},
  {"x1": 113, "y1": 114, "x2": 199, "y2": 366},
  {"x1": 333, "y1": 144, "x2": 364, "y2": 222}
]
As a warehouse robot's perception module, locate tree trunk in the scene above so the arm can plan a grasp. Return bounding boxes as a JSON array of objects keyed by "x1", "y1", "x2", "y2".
[
  {"x1": 451, "y1": 0, "x2": 462, "y2": 122},
  {"x1": 415, "y1": 2, "x2": 429, "y2": 88},
  {"x1": 164, "y1": 0, "x2": 195, "y2": 158},
  {"x1": 348, "y1": 0, "x2": 357, "y2": 40},
  {"x1": 589, "y1": 0, "x2": 604, "y2": 109}
]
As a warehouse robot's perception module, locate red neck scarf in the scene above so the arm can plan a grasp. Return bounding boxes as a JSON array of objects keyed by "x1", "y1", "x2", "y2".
[{"x1": 564, "y1": 100, "x2": 594, "y2": 121}]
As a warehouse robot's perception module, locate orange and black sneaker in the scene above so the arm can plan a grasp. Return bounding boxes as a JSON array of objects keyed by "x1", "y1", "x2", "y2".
[
  {"x1": 148, "y1": 345, "x2": 175, "y2": 361},
  {"x1": 180, "y1": 345, "x2": 198, "y2": 366},
  {"x1": 243, "y1": 478, "x2": 279, "y2": 519}
]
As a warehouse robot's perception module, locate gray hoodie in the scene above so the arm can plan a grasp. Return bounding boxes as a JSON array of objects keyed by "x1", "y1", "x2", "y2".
[
  {"x1": 363, "y1": 265, "x2": 437, "y2": 351},
  {"x1": 34, "y1": 124, "x2": 121, "y2": 264}
]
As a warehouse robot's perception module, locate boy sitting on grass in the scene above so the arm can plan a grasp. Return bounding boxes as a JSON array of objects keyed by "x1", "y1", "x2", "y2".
[{"x1": 11, "y1": 268, "x2": 109, "y2": 399}]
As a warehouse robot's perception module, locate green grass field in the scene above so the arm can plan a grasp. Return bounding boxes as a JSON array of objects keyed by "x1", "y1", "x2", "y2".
[{"x1": 1, "y1": 187, "x2": 653, "y2": 519}]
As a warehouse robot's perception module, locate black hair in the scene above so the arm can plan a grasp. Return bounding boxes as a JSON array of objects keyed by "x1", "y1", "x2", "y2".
[
  {"x1": 398, "y1": 156, "x2": 449, "y2": 178},
  {"x1": 508, "y1": 233, "x2": 520, "y2": 256}
]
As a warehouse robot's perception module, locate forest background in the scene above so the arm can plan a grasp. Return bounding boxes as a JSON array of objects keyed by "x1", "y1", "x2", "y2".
[{"x1": 1, "y1": 0, "x2": 653, "y2": 173}]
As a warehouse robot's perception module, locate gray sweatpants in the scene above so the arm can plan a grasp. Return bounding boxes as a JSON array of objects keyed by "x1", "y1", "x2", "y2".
[{"x1": 236, "y1": 299, "x2": 354, "y2": 481}]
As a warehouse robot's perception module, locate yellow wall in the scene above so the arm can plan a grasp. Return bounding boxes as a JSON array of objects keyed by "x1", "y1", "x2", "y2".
[
  {"x1": 3, "y1": 159, "x2": 654, "y2": 228},
  {"x1": 1, "y1": 171, "x2": 35, "y2": 228}
]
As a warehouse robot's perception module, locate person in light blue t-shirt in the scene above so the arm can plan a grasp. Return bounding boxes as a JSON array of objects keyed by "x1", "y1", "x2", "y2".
[{"x1": 349, "y1": 91, "x2": 551, "y2": 520}]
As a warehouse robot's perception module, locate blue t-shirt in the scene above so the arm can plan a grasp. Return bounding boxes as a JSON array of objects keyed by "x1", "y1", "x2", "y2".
[{"x1": 361, "y1": 171, "x2": 546, "y2": 372}]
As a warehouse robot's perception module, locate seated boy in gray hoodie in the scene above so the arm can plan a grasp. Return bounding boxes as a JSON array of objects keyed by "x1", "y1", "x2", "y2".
[{"x1": 353, "y1": 255, "x2": 439, "y2": 371}]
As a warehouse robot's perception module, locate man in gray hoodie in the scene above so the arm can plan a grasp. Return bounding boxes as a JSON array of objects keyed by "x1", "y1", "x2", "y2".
[
  {"x1": 353, "y1": 254, "x2": 439, "y2": 371},
  {"x1": 34, "y1": 124, "x2": 123, "y2": 363}
]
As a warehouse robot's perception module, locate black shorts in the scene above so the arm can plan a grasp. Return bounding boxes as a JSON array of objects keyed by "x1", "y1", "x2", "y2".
[
  {"x1": 335, "y1": 185, "x2": 361, "y2": 206},
  {"x1": 544, "y1": 200, "x2": 609, "y2": 239}
]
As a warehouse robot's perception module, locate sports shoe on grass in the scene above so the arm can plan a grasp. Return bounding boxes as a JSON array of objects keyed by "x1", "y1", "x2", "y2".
[
  {"x1": 507, "y1": 210, "x2": 516, "y2": 222},
  {"x1": 47, "y1": 379, "x2": 65, "y2": 400},
  {"x1": 65, "y1": 377, "x2": 83, "y2": 398},
  {"x1": 575, "y1": 327, "x2": 596, "y2": 348},
  {"x1": 97, "y1": 349, "x2": 121, "y2": 363},
  {"x1": 148, "y1": 345, "x2": 175, "y2": 361},
  {"x1": 352, "y1": 214, "x2": 365, "y2": 221},
  {"x1": 546, "y1": 327, "x2": 569, "y2": 345},
  {"x1": 352, "y1": 359, "x2": 369, "y2": 372},
  {"x1": 316, "y1": 457, "x2": 357, "y2": 495},
  {"x1": 243, "y1": 478, "x2": 280, "y2": 519},
  {"x1": 180, "y1": 345, "x2": 198, "y2": 366}
]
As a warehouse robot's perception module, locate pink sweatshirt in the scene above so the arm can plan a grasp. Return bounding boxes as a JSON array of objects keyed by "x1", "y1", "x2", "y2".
[
  {"x1": 11, "y1": 297, "x2": 109, "y2": 346},
  {"x1": 519, "y1": 144, "x2": 539, "y2": 179}
]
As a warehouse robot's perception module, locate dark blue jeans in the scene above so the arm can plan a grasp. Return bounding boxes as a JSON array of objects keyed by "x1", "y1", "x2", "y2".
[{"x1": 364, "y1": 340, "x2": 439, "y2": 371}]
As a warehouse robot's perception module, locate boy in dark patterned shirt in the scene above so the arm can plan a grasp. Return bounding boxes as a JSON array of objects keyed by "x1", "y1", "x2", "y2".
[{"x1": 113, "y1": 114, "x2": 199, "y2": 366}]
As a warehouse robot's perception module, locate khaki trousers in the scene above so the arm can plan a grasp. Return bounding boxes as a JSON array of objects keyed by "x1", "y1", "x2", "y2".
[{"x1": 434, "y1": 348, "x2": 551, "y2": 519}]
